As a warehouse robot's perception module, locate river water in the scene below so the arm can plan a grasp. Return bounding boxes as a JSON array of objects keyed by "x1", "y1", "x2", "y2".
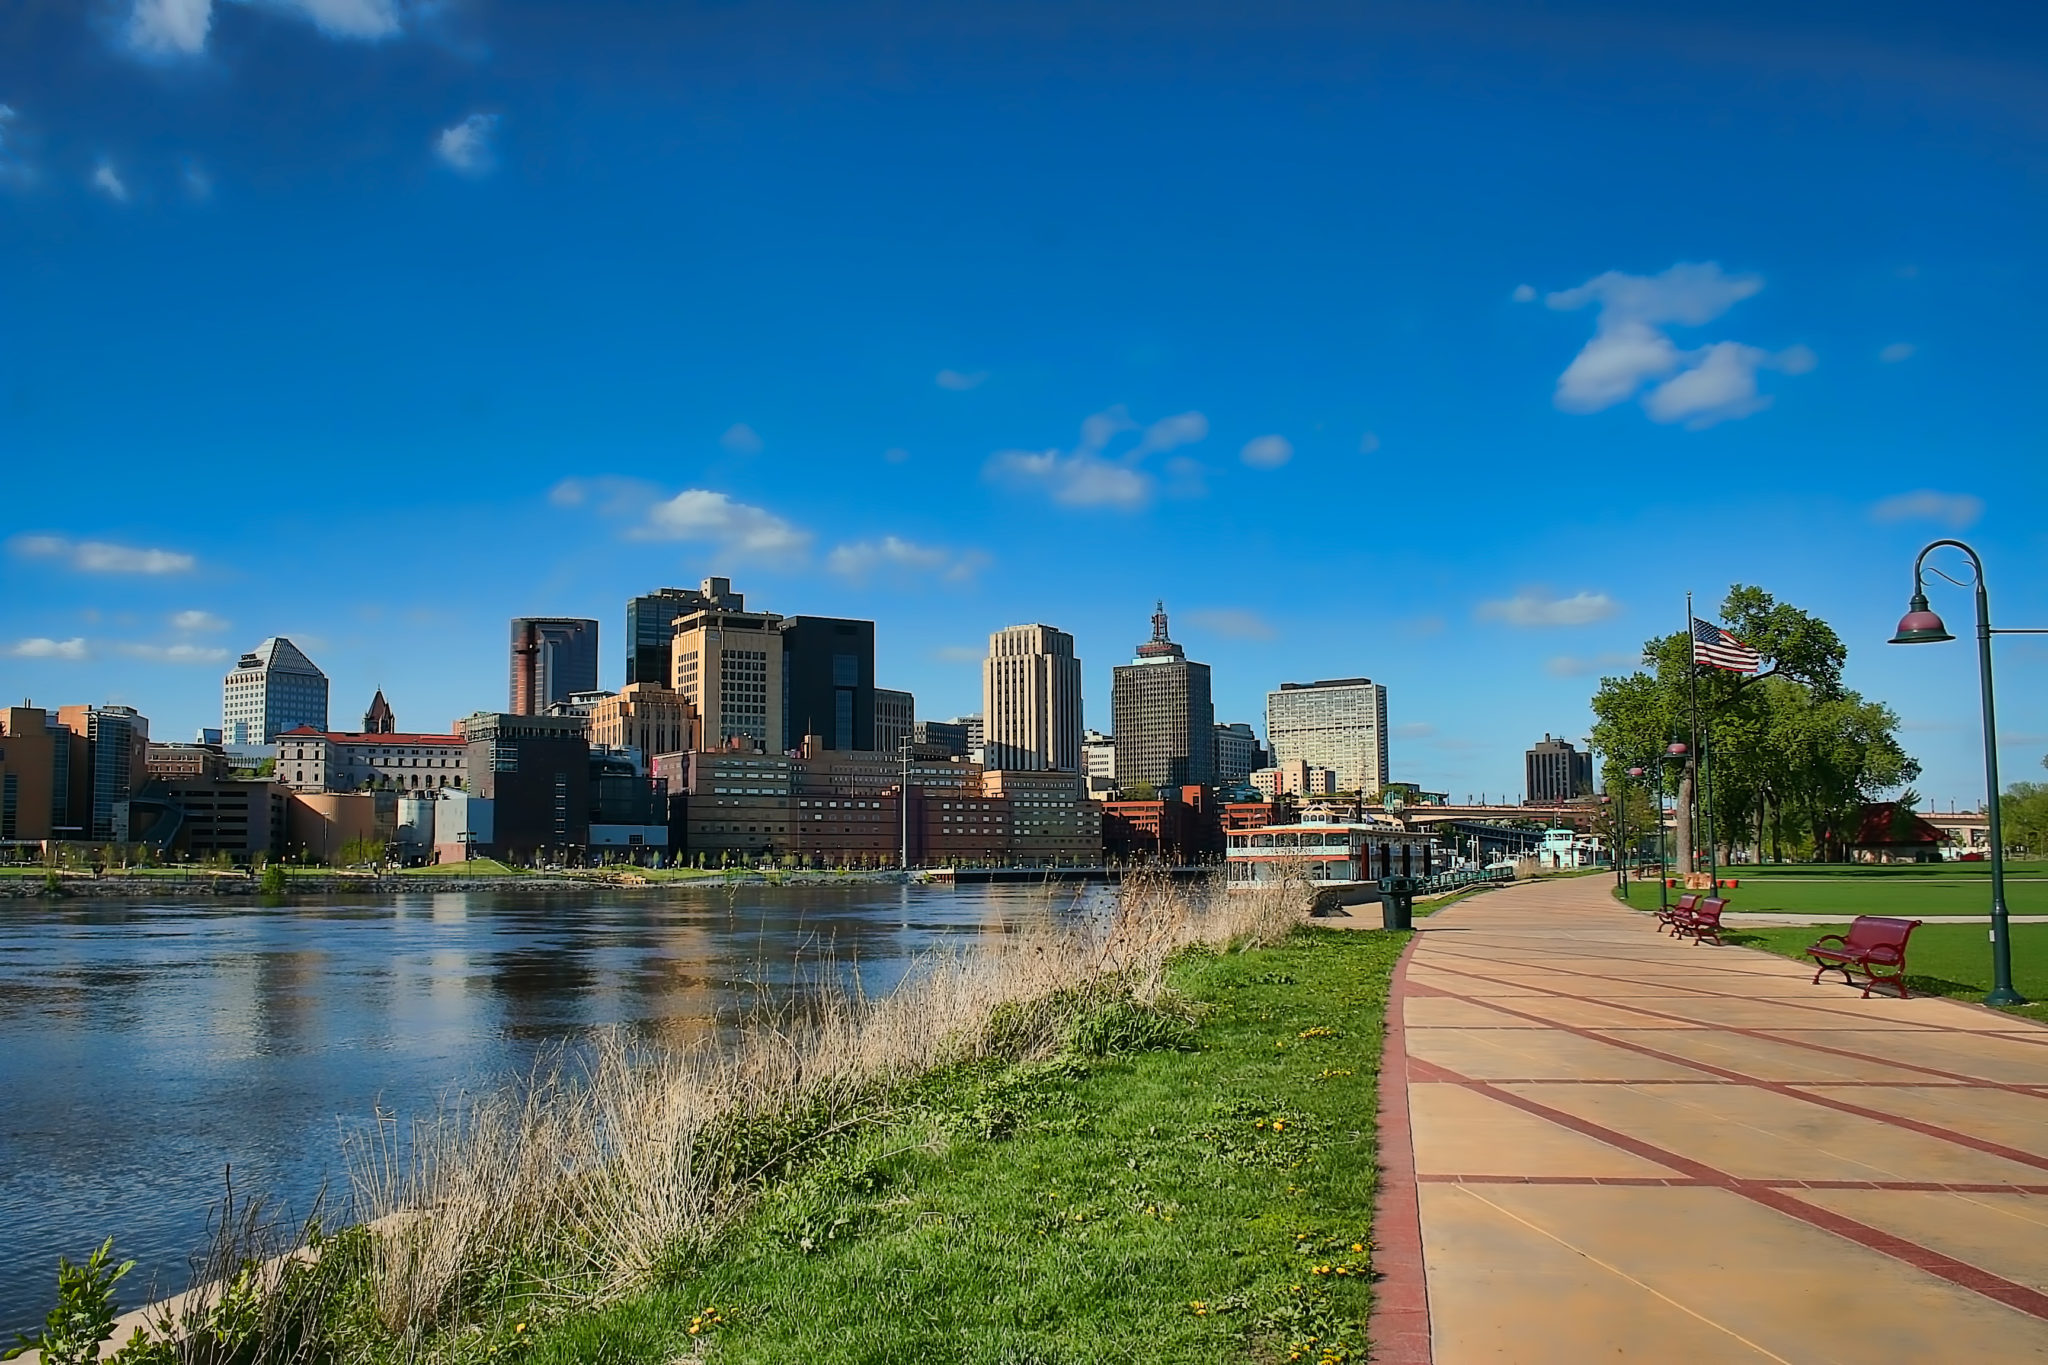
[{"x1": 0, "y1": 881, "x2": 1103, "y2": 1337}]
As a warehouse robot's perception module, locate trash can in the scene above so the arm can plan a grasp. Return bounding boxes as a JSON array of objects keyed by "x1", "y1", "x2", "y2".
[{"x1": 1379, "y1": 874, "x2": 1419, "y2": 931}]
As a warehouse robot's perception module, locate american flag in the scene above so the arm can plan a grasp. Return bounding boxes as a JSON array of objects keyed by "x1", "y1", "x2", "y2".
[{"x1": 1691, "y1": 617, "x2": 1762, "y2": 673}]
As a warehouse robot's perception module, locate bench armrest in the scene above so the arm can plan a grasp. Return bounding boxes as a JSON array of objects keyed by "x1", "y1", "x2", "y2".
[
  {"x1": 1808, "y1": 934, "x2": 1847, "y2": 949},
  {"x1": 1863, "y1": 945, "x2": 1906, "y2": 965}
]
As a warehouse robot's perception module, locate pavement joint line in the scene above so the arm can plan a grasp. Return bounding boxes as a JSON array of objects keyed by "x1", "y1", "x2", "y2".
[
  {"x1": 1367, "y1": 932, "x2": 1433, "y2": 1365},
  {"x1": 1410, "y1": 980, "x2": 2048, "y2": 1173},
  {"x1": 1442, "y1": 1183, "x2": 1801, "y2": 1365},
  {"x1": 1417, "y1": 1175, "x2": 2048, "y2": 1194},
  {"x1": 1405, "y1": 1051, "x2": 2048, "y2": 1322},
  {"x1": 1414, "y1": 956, "x2": 2048, "y2": 1102}
]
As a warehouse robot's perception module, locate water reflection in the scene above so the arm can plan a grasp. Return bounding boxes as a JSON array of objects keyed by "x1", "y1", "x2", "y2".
[{"x1": 0, "y1": 882, "x2": 1101, "y2": 1336}]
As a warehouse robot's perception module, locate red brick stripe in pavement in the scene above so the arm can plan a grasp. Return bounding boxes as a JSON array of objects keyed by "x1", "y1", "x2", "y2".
[{"x1": 1366, "y1": 933, "x2": 1432, "y2": 1365}]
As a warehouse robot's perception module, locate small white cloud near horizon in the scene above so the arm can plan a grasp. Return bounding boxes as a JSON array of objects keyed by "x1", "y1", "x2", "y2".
[
  {"x1": 13, "y1": 535, "x2": 196, "y2": 574},
  {"x1": 1239, "y1": 434, "x2": 1293, "y2": 469},
  {"x1": 5, "y1": 637, "x2": 88, "y2": 660},
  {"x1": 631, "y1": 489, "x2": 812, "y2": 564},
  {"x1": 1879, "y1": 342, "x2": 1916, "y2": 364},
  {"x1": 92, "y1": 163, "x2": 130, "y2": 202},
  {"x1": 1871, "y1": 489, "x2": 1983, "y2": 531},
  {"x1": 1511, "y1": 283, "x2": 1537, "y2": 303},
  {"x1": 436, "y1": 113, "x2": 499, "y2": 176},
  {"x1": 935, "y1": 369, "x2": 988, "y2": 391},
  {"x1": 1183, "y1": 608, "x2": 1277, "y2": 641},
  {"x1": 118, "y1": 642, "x2": 230, "y2": 664},
  {"x1": 124, "y1": 0, "x2": 401, "y2": 57},
  {"x1": 1477, "y1": 587, "x2": 1620, "y2": 628},
  {"x1": 1545, "y1": 651, "x2": 1645, "y2": 678},
  {"x1": 720, "y1": 422, "x2": 764, "y2": 455},
  {"x1": 826, "y1": 536, "x2": 988, "y2": 584},
  {"x1": 170, "y1": 609, "x2": 228, "y2": 632},
  {"x1": 1540, "y1": 262, "x2": 1809, "y2": 428},
  {"x1": 986, "y1": 406, "x2": 1209, "y2": 511}
]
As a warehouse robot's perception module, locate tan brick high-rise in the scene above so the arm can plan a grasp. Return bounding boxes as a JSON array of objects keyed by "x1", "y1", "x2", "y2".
[{"x1": 981, "y1": 624, "x2": 1082, "y2": 773}]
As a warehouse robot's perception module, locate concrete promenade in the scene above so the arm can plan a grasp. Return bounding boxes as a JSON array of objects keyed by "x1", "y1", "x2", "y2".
[{"x1": 1369, "y1": 875, "x2": 2048, "y2": 1363}]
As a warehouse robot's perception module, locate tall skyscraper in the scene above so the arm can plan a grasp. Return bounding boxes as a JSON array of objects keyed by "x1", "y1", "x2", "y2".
[
  {"x1": 1110, "y1": 605, "x2": 1214, "y2": 789},
  {"x1": 673, "y1": 595, "x2": 785, "y2": 751},
  {"x1": 779, "y1": 616, "x2": 875, "y2": 751},
  {"x1": 1525, "y1": 734, "x2": 1592, "y2": 804},
  {"x1": 1265, "y1": 678, "x2": 1388, "y2": 797},
  {"x1": 510, "y1": 618, "x2": 600, "y2": 715},
  {"x1": 874, "y1": 688, "x2": 915, "y2": 755},
  {"x1": 223, "y1": 637, "x2": 328, "y2": 744},
  {"x1": 55, "y1": 704, "x2": 149, "y2": 841},
  {"x1": 982, "y1": 624, "x2": 1084, "y2": 772},
  {"x1": 625, "y1": 579, "x2": 746, "y2": 687}
]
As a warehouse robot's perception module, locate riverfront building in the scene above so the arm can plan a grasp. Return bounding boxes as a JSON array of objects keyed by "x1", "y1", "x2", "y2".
[
  {"x1": 0, "y1": 705, "x2": 73, "y2": 842},
  {"x1": 1526, "y1": 734, "x2": 1592, "y2": 804},
  {"x1": 1111, "y1": 605, "x2": 1214, "y2": 790},
  {"x1": 55, "y1": 704, "x2": 150, "y2": 841},
  {"x1": 982, "y1": 624, "x2": 1084, "y2": 773},
  {"x1": 587, "y1": 684, "x2": 697, "y2": 766},
  {"x1": 671, "y1": 593, "x2": 785, "y2": 752},
  {"x1": 1225, "y1": 818, "x2": 1435, "y2": 888},
  {"x1": 625, "y1": 580, "x2": 746, "y2": 687},
  {"x1": 1214, "y1": 721, "x2": 1265, "y2": 786},
  {"x1": 460, "y1": 711, "x2": 592, "y2": 859},
  {"x1": 875, "y1": 688, "x2": 915, "y2": 755},
  {"x1": 277, "y1": 726, "x2": 469, "y2": 793},
  {"x1": 509, "y1": 617, "x2": 599, "y2": 715},
  {"x1": 1265, "y1": 678, "x2": 1388, "y2": 798},
  {"x1": 223, "y1": 638, "x2": 328, "y2": 745},
  {"x1": 779, "y1": 615, "x2": 876, "y2": 752}
]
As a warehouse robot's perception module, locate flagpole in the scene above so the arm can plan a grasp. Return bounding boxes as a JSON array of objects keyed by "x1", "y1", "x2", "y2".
[{"x1": 1685, "y1": 592, "x2": 1701, "y2": 879}]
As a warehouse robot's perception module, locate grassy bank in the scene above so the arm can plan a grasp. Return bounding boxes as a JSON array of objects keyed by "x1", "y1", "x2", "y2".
[
  {"x1": 1724, "y1": 921, "x2": 2048, "y2": 1026},
  {"x1": 1613, "y1": 873, "x2": 2048, "y2": 918},
  {"x1": 13, "y1": 878, "x2": 1405, "y2": 1364}
]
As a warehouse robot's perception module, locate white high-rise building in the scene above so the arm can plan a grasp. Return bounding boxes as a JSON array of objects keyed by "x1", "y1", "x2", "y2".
[
  {"x1": 981, "y1": 625, "x2": 1083, "y2": 772},
  {"x1": 1082, "y1": 728, "x2": 1117, "y2": 799},
  {"x1": 222, "y1": 637, "x2": 329, "y2": 745},
  {"x1": 1265, "y1": 677, "x2": 1388, "y2": 797}
]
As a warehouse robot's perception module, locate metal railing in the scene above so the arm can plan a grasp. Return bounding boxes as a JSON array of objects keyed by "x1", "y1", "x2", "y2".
[{"x1": 1418, "y1": 865, "x2": 1515, "y2": 895}]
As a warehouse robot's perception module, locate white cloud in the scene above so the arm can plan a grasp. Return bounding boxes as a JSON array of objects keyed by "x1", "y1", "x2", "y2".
[
  {"x1": 936, "y1": 369, "x2": 988, "y2": 391},
  {"x1": 1359, "y1": 431, "x2": 1381, "y2": 455},
  {"x1": 933, "y1": 645, "x2": 982, "y2": 663},
  {"x1": 1545, "y1": 652, "x2": 1645, "y2": 677},
  {"x1": 92, "y1": 163, "x2": 130, "y2": 203},
  {"x1": 1871, "y1": 490, "x2": 1984, "y2": 531},
  {"x1": 182, "y1": 161, "x2": 213, "y2": 200},
  {"x1": 1394, "y1": 721, "x2": 1436, "y2": 739},
  {"x1": 1541, "y1": 262, "x2": 1807, "y2": 427},
  {"x1": 13, "y1": 535, "x2": 196, "y2": 574},
  {"x1": 124, "y1": 0, "x2": 400, "y2": 57},
  {"x1": 1183, "y1": 608, "x2": 1277, "y2": 641},
  {"x1": 1477, "y1": 588, "x2": 1620, "y2": 628},
  {"x1": 5, "y1": 637, "x2": 88, "y2": 660},
  {"x1": 435, "y1": 113, "x2": 499, "y2": 176},
  {"x1": 1512, "y1": 284, "x2": 1538, "y2": 303},
  {"x1": 720, "y1": 422, "x2": 763, "y2": 455},
  {"x1": 117, "y1": 642, "x2": 231, "y2": 664},
  {"x1": 632, "y1": 489, "x2": 812, "y2": 563},
  {"x1": 985, "y1": 406, "x2": 1209, "y2": 511},
  {"x1": 1879, "y1": 342, "x2": 1916, "y2": 364},
  {"x1": 0, "y1": 105, "x2": 23, "y2": 184},
  {"x1": 1239, "y1": 434, "x2": 1293, "y2": 469},
  {"x1": 826, "y1": 536, "x2": 988, "y2": 584},
  {"x1": 170, "y1": 609, "x2": 229, "y2": 632},
  {"x1": 882, "y1": 447, "x2": 910, "y2": 464}
]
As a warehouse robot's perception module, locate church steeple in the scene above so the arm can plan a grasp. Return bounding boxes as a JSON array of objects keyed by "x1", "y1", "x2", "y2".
[{"x1": 363, "y1": 689, "x2": 395, "y2": 734}]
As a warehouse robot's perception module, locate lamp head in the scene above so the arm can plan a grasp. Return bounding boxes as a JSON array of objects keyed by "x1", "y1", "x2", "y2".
[
  {"x1": 1890, "y1": 591, "x2": 1954, "y2": 645},
  {"x1": 1666, "y1": 741, "x2": 1688, "y2": 758},
  {"x1": 1626, "y1": 766, "x2": 1645, "y2": 778}
]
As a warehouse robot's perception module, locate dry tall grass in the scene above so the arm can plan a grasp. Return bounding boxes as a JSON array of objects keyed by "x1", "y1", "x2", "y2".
[{"x1": 331, "y1": 870, "x2": 1308, "y2": 1343}]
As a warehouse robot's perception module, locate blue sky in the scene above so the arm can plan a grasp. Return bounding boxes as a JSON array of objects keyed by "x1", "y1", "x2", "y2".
[{"x1": 3, "y1": 0, "x2": 2045, "y2": 805}]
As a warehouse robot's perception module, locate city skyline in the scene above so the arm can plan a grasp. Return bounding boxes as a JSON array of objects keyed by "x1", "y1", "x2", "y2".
[{"x1": 3, "y1": 2, "x2": 2045, "y2": 807}]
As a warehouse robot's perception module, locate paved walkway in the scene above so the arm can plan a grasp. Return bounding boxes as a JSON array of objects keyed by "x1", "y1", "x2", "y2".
[{"x1": 1369, "y1": 875, "x2": 2048, "y2": 1363}]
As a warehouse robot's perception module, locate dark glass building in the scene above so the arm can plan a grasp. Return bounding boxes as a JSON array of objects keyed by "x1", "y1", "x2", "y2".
[
  {"x1": 509, "y1": 618, "x2": 599, "y2": 715},
  {"x1": 1110, "y1": 605, "x2": 1215, "y2": 790},
  {"x1": 1525, "y1": 734, "x2": 1593, "y2": 804},
  {"x1": 779, "y1": 616, "x2": 875, "y2": 751},
  {"x1": 625, "y1": 579, "x2": 746, "y2": 687}
]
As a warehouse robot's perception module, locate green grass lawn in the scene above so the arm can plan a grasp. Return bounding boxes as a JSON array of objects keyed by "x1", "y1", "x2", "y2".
[
  {"x1": 391, "y1": 858, "x2": 529, "y2": 877},
  {"x1": 1724, "y1": 922, "x2": 2048, "y2": 1027},
  {"x1": 1614, "y1": 871, "x2": 2048, "y2": 918},
  {"x1": 517, "y1": 928, "x2": 1404, "y2": 1365}
]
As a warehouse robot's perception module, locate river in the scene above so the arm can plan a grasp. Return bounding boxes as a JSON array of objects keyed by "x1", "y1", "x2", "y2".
[{"x1": 0, "y1": 880, "x2": 1103, "y2": 1337}]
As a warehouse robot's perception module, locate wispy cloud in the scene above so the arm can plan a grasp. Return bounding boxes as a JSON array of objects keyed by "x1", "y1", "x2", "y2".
[
  {"x1": 1545, "y1": 651, "x2": 1645, "y2": 677},
  {"x1": 933, "y1": 645, "x2": 982, "y2": 663},
  {"x1": 630, "y1": 489, "x2": 812, "y2": 564},
  {"x1": 92, "y1": 163, "x2": 130, "y2": 202},
  {"x1": 1477, "y1": 588, "x2": 1620, "y2": 628},
  {"x1": 1871, "y1": 490, "x2": 1983, "y2": 530},
  {"x1": 986, "y1": 406, "x2": 1209, "y2": 511},
  {"x1": 5, "y1": 637, "x2": 88, "y2": 660},
  {"x1": 117, "y1": 642, "x2": 230, "y2": 664},
  {"x1": 124, "y1": 0, "x2": 401, "y2": 58},
  {"x1": 171, "y1": 609, "x2": 229, "y2": 632},
  {"x1": 826, "y1": 536, "x2": 988, "y2": 584},
  {"x1": 1878, "y1": 342, "x2": 1916, "y2": 364},
  {"x1": 13, "y1": 535, "x2": 196, "y2": 575},
  {"x1": 1394, "y1": 722, "x2": 1437, "y2": 739},
  {"x1": 1542, "y1": 262, "x2": 1811, "y2": 428},
  {"x1": 1239, "y1": 434, "x2": 1293, "y2": 469},
  {"x1": 435, "y1": 113, "x2": 499, "y2": 176},
  {"x1": 0, "y1": 105, "x2": 26, "y2": 186},
  {"x1": 720, "y1": 422, "x2": 764, "y2": 455},
  {"x1": 936, "y1": 369, "x2": 988, "y2": 391},
  {"x1": 1183, "y1": 608, "x2": 1277, "y2": 641}
]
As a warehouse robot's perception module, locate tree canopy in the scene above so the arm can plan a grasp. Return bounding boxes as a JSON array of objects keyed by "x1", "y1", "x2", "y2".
[{"x1": 1589, "y1": 584, "x2": 1918, "y2": 862}]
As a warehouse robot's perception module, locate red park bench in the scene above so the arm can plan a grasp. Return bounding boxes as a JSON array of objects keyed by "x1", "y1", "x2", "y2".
[
  {"x1": 1655, "y1": 893, "x2": 1700, "y2": 935},
  {"x1": 1674, "y1": 896, "x2": 1728, "y2": 946},
  {"x1": 1807, "y1": 916, "x2": 1923, "y2": 998}
]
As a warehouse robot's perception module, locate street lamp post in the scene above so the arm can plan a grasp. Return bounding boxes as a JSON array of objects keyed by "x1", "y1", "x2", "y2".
[
  {"x1": 1626, "y1": 765, "x2": 1648, "y2": 900},
  {"x1": 1890, "y1": 538, "x2": 2046, "y2": 1006},
  {"x1": 1659, "y1": 743, "x2": 1687, "y2": 914}
]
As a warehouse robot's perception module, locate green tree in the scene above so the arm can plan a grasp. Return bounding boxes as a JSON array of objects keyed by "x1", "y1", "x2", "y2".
[{"x1": 2004, "y1": 781, "x2": 2048, "y2": 856}]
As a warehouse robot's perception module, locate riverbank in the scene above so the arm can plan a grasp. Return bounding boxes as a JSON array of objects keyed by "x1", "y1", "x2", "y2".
[{"x1": 0, "y1": 865, "x2": 919, "y2": 899}]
